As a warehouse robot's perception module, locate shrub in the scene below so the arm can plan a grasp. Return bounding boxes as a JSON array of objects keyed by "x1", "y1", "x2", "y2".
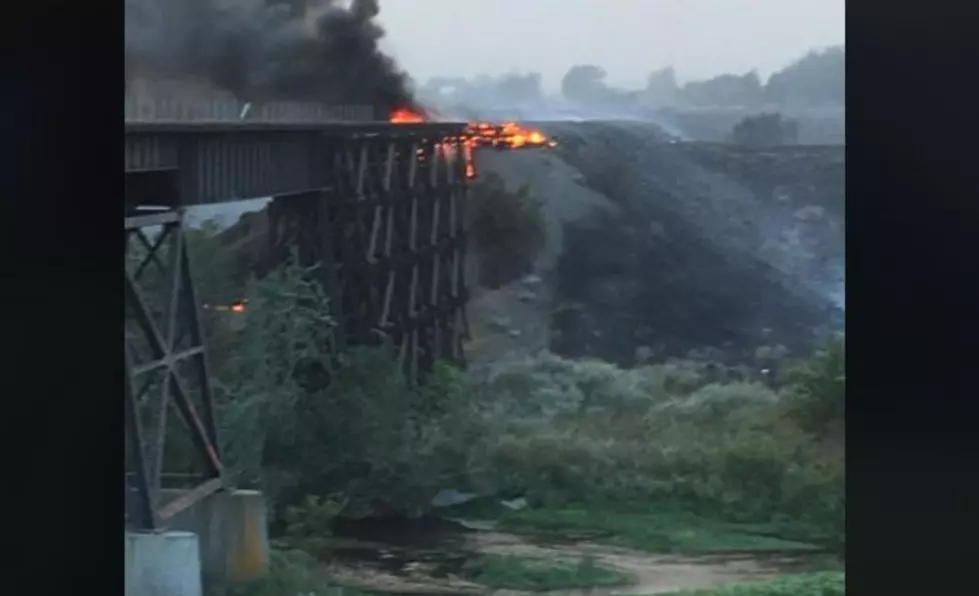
[
  {"x1": 215, "y1": 253, "x2": 337, "y2": 493},
  {"x1": 476, "y1": 353, "x2": 676, "y2": 417},
  {"x1": 309, "y1": 348, "x2": 488, "y2": 517},
  {"x1": 470, "y1": 348, "x2": 843, "y2": 548},
  {"x1": 782, "y1": 339, "x2": 845, "y2": 435},
  {"x1": 281, "y1": 494, "x2": 346, "y2": 553},
  {"x1": 210, "y1": 254, "x2": 482, "y2": 521},
  {"x1": 730, "y1": 113, "x2": 799, "y2": 146}
]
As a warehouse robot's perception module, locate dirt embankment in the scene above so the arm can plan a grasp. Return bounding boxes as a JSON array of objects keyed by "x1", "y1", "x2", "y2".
[{"x1": 466, "y1": 123, "x2": 843, "y2": 367}]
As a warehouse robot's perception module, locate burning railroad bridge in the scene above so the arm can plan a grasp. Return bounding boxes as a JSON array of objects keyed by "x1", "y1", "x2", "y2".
[{"x1": 124, "y1": 98, "x2": 555, "y2": 593}]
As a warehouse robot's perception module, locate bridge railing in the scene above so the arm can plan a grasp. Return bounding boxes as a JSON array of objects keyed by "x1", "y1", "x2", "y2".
[{"x1": 125, "y1": 94, "x2": 377, "y2": 124}]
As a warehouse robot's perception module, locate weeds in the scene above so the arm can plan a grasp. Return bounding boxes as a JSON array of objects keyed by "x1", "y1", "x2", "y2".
[
  {"x1": 223, "y1": 549, "x2": 365, "y2": 596},
  {"x1": 659, "y1": 571, "x2": 844, "y2": 596},
  {"x1": 495, "y1": 508, "x2": 818, "y2": 554},
  {"x1": 469, "y1": 345, "x2": 844, "y2": 551},
  {"x1": 467, "y1": 554, "x2": 633, "y2": 591},
  {"x1": 281, "y1": 495, "x2": 347, "y2": 553}
]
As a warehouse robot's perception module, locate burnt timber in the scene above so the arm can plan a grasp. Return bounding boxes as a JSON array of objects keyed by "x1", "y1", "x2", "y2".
[{"x1": 125, "y1": 120, "x2": 472, "y2": 530}]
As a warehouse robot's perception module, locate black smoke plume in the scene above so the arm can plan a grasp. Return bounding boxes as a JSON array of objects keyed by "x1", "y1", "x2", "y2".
[{"x1": 125, "y1": 0, "x2": 420, "y2": 117}]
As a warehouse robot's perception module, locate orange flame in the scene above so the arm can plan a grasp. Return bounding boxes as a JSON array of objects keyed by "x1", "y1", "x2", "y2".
[
  {"x1": 466, "y1": 121, "x2": 558, "y2": 150},
  {"x1": 387, "y1": 108, "x2": 556, "y2": 179},
  {"x1": 389, "y1": 108, "x2": 425, "y2": 123}
]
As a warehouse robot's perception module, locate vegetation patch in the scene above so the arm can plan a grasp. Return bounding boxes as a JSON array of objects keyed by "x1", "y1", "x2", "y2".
[
  {"x1": 658, "y1": 571, "x2": 844, "y2": 596},
  {"x1": 183, "y1": 224, "x2": 844, "y2": 593},
  {"x1": 223, "y1": 548, "x2": 368, "y2": 596},
  {"x1": 729, "y1": 113, "x2": 800, "y2": 146},
  {"x1": 466, "y1": 554, "x2": 634, "y2": 591},
  {"x1": 496, "y1": 508, "x2": 819, "y2": 554}
]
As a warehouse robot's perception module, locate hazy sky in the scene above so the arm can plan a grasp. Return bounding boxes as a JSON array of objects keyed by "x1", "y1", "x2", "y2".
[{"x1": 377, "y1": 0, "x2": 844, "y2": 90}]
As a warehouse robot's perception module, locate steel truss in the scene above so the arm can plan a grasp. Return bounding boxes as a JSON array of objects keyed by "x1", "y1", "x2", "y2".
[{"x1": 125, "y1": 198, "x2": 223, "y2": 531}]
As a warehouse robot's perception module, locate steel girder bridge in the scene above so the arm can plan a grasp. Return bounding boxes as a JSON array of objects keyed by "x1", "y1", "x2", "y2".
[{"x1": 124, "y1": 108, "x2": 472, "y2": 531}]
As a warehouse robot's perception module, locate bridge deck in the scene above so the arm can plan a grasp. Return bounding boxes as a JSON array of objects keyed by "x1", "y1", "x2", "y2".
[{"x1": 125, "y1": 121, "x2": 469, "y2": 206}]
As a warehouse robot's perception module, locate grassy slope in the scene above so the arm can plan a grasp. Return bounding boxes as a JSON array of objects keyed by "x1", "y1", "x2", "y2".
[
  {"x1": 499, "y1": 508, "x2": 819, "y2": 553},
  {"x1": 658, "y1": 571, "x2": 844, "y2": 596},
  {"x1": 445, "y1": 499, "x2": 830, "y2": 556}
]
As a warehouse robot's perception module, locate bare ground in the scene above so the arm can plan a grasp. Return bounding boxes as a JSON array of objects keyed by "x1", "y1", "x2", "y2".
[{"x1": 323, "y1": 530, "x2": 814, "y2": 595}]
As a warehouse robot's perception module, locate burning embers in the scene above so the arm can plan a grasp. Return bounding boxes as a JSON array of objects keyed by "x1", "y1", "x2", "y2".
[
  {"x1": 388, "y1": 108, "x2": 557, "y2": 179},
  {"x1": 465, "y1": 121, "x2": 558, "y2": 151}
]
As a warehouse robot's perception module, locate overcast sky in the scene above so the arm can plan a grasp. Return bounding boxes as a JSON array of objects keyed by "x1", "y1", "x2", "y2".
[{"x1": 376, "y1": 0, "x2": 844, "y2": 90}]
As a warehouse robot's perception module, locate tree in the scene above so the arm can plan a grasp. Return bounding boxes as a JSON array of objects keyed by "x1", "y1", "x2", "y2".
[
  {"x1": 213, "y1": 254, "x2": 480, "y2": 518},
  {"x1": 737, "y1": 71, "x2": 765, "y2": 107},
  {"x1": 561, "y1": 64, "x2": 609, "y2": 104},
  {"x1": 496, "y1": 73, "x2": 543, "y2": 103},
  {"x1": 765, "y1": 46, "x2": 844, "y2": 107},
  {"x1": 420, "y1": 76, "x2": 470, "y2": 99},
  {"x1": 644, "y1": 67, "x2": 679, "y2": 106},
  {"x1": 679, "y1": 71, "x2": 764, "y2": 107}
]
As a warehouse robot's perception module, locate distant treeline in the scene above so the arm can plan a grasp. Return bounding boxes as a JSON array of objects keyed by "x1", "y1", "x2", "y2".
[{"x1": 420, "y1": 45, "x2": 844, "y2": 111}]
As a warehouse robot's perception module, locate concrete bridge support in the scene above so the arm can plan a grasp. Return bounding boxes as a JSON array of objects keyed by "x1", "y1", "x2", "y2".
[
  {"x1": 125, "y1": 490, "x2": 271, "y2": 595},
  {"x1": 125, "y1": 531, "x2": 202, "y2": 596}
]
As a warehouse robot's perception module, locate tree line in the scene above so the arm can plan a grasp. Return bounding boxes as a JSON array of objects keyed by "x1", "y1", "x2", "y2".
[{"x1": 419, "y1": 45, "x2": 844, "y2": 111}]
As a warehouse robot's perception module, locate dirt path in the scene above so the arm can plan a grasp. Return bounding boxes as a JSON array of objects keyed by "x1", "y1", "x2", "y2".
[
  {"x1": 472, "y1": 531, "x2": 796, "y2": 595},
  {"x1": 324, "y1": 530, "x2": 814, "y2": 595}
]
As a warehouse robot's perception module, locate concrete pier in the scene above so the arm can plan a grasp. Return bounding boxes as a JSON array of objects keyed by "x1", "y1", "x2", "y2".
[
  {"x1": 225, "y1": 490, "x2": 271, "y2": 582},
  {"x1": 159, "y1": 488, "x2": 271, "y2": 591},
  {"x1": 125, "y1": 531, "x2": 202, "y2": 596}
]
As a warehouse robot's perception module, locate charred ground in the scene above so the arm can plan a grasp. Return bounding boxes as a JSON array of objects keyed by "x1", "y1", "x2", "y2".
[{"x1": 469, "y1": 120, "x2": 844, "y2": 367}]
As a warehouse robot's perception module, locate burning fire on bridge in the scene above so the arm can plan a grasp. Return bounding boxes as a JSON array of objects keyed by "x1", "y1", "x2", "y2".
[{"x1": 388, "y1": 108, "x2": 557, "y2": 179}]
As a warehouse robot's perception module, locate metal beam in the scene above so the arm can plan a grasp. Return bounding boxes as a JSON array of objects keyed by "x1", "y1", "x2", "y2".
[
  {"x1": 125, "y1": 123, "x2": 469, "y2": 206},
  {"x1": 124, "y1": 208, "x2": 224, "y2": 531},
  {"x1": 125, "y1": 211, "x2": 180, "y2": 230}
]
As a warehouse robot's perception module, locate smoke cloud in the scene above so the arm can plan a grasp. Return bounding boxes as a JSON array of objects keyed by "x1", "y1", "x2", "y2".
[{"x1": 125, "y1": 0, "x2": 420, "y2": 116}]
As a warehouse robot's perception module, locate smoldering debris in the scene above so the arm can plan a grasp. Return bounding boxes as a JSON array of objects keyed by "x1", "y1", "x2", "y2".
[{"x1": 125, "y1": 0, "x2": 421, "y2": 116}]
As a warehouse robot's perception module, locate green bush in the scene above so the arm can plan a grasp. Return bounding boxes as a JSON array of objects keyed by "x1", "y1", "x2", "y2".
[
  {"x1": 281, "y1": 494, "x2": 347, "y2": 553},
  {"x1": 473, "y1": 347, "x2": 844, "y2": 549},
  {"x1": 206, "y1": 253, "x2": 484, "y2": 521},
  {"x1": 215, "y1": 253, "x2": 337, "y2": 492},
  {"x1": 782, "y1": 340, "x2": 845, "y2": 435}
]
